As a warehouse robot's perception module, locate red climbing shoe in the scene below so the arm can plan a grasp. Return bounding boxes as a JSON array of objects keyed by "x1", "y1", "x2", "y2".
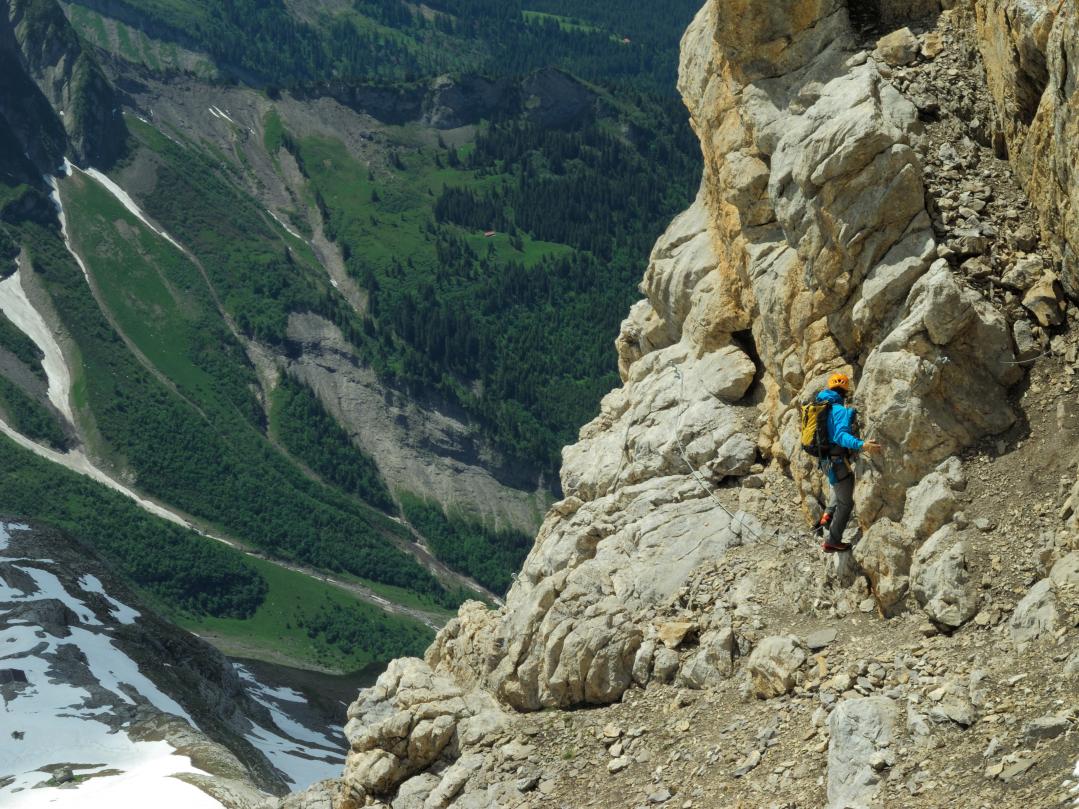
[{"x1": 821, "y1": 541, "x2": 852, "y2": 553}]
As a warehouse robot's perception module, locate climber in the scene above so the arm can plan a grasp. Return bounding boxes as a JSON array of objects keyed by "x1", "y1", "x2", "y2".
[{"x1": 807, "y1": 372, "x2": 882, "y2": 553}]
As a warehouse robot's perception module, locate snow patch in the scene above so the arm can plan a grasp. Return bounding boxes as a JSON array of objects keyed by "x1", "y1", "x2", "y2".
[
  {"x1": 78, "y1": 167, "x2": 185, "y2": 253},
  {"x1": 7, "y1": 566, "x2": 101, "y2": 626},
  {"x1": 208, "y1": 106, "x2": 237, "y2": 126},
  {"x1": 234, "y1": 665, "x2": 343, "y2": 789},
  {"x1": 268, "y1": 210, "x2": 304, "y2": 241},
  {"x1": 0, "y1": 620, "x2": 217, "y2": 808},
  {"x1": 243, "y1": 723, "x2": 342, "y2": 790},
  {"x1": 78, "y1": 574, "x2": 141, "y2": 625},
  {"x1": 0, "y1": 267, "x2": 75, "y2": 424},
  {"x1": 68, "y1": 626, "x2": 193, "y2": 721},
  {"x1": 45, "y1": 162, "x2": 91, "y2": 284},
  {"x1": 0, "y1": 522, "x2": 28, "y2": 551}
]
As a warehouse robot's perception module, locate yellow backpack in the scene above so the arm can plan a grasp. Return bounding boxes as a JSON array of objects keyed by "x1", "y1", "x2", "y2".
[{"x1": 800, "y1": 400, "x2": 834, "y2": 458}]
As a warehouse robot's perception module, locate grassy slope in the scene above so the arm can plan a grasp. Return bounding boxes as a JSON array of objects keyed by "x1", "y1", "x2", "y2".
[
  {"x1": 0, "y1": 182, "x2": 437, "y2": 670},
  {"x1": 298, "y1": 134, "x2": 568, "y2": 279},
  {"x1": 178, "y1": 555, "x2": 434, "y2": 672}
]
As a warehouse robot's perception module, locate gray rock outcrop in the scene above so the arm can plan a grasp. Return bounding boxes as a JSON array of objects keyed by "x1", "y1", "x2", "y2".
[
  {"x1": 974, "y1": 0, "x2": 1079, "y2": 299},
  {"x1": 1009, "y1": 578, "x2": 1059, "y2": 650},
  {"x1": 854, "y1": 519, "x2": 917, "y2": 614},
  {"x1": 2, "y1": 0, "x2": 127, "y2": 167}
]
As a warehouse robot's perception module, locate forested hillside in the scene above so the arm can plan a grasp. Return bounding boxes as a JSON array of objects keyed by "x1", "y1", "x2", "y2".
[
  {"x1": 65, "y1": 0, "x2": 702, "y2": 91},
  {"x1": 0, "y1": 0, "x2": 701, "y2": 672},
  {"x1": 286, "y1": 91, "x2": 699, "y2": 468}
]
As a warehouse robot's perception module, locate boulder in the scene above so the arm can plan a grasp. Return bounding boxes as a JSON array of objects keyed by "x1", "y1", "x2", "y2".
[
  {"x1": 910, "y1": 526, "x2": 979, "y2": 628},
  {"x1": 746, "y1": 636, "x2": 805, "y2": 698},
  {"x1": 875, "y1": 27, "x2": 921, "y2": 66},
  {"x1": 1022, "y1": 273, "x2": 1065, "y2": 326},
  {"x1": 827, "y1": 697, "x2": 899, "y2": 809},
  {"x1": 901, "y1": 456, "x2": 964, "y2": 540},
  {"x1": 927, "y1": 685, "x2": 976, "y2": 727},
  {"x1": 805, "y1": 627, "x2": 838, "y2": 651},
  {"x1": 1012, "y1": 319, "x2": 1042, "y2": 364},
  {"x1": 1064, "y1": 650, "x2": 1079, "y2": 677},
  {"x1": 854, "y1": 519, "x2": 917, "y2": 613},
  {"x1": 921, "y1": 31, "x2": 946, "y2": 59},
  {"x1": 1022, "y1": 716, "x2": 1071, "y2": 742},
  {"x1": 1009, "y1": 578, "x2": 1059, "y2": 650},
  {"x1": 652, "y1": 647, "x2": 680, "y2": 684},
  {"x1": 1001, "y1": 255, "x2": 1045, "y2": 291},
  {"x1": 631, "y1": 639, "x2": 656, "y2": 686},
  {"x1": 656, "y1": 621, "x2": 696, "y2": 649},
  {"x1": 678, "y1": 627, "x2": 737, "y2": 689},
  {"x1": 1048, "y1": 551, "x2": 1079, "y2": 590}
]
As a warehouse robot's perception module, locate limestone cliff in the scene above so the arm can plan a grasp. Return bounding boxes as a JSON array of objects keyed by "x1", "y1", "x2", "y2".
[
  {"x1": 297, "y1": 3, "x2": 1079, "y2": 808},
  {"x1": 973, "y1": 0, "x2": 1079, "y2": 298}
]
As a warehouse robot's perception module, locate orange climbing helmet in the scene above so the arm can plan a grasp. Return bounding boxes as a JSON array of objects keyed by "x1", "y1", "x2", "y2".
[{"x1": 827, "y1": 372, "x2": 852, "y2": 393}]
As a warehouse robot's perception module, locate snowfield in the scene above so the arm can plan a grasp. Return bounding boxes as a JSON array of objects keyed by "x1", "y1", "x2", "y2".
[
  {"x1": 1, "y1": 521, "x2": 347, "y2": 803},
  {"x1": 0, "y1": 527, "x2": 222, "y2": 808}
]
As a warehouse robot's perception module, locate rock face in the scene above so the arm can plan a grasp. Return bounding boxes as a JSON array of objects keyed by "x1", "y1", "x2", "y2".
[
  {"x1": 674, "y1": 0, "x2": 1018, "y2": 528},
  {"x1": 285, "y1": 314, "x2": 547, "y2": 534},
  {"x1": 339, "y1": 658, "x2": 508, "y2": 807},
  {"x1": 974, "y1": 0, "x2": 1079, "y2": 299},
  {"x1": 1, "y1": 0, "x2": 127, "y2": 167}
]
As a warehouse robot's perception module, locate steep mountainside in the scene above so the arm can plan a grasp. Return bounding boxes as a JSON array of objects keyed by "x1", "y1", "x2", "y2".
[
  {"x1": 0, "y1": 520, "x2": 348, "y2": 805},
  {"x1": 295, "y1": 2, "x2": 1079, "y2": 808}
]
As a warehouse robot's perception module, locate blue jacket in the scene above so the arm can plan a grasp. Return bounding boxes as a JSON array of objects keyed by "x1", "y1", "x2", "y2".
[{"x1": 816, "y1": 389, "x2": 863, "y2": 481}]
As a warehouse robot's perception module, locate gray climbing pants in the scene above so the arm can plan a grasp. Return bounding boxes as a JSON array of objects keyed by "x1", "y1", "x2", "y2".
[{"x1": 826, "y1": 462, "x2": 855, "y2": 545}]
